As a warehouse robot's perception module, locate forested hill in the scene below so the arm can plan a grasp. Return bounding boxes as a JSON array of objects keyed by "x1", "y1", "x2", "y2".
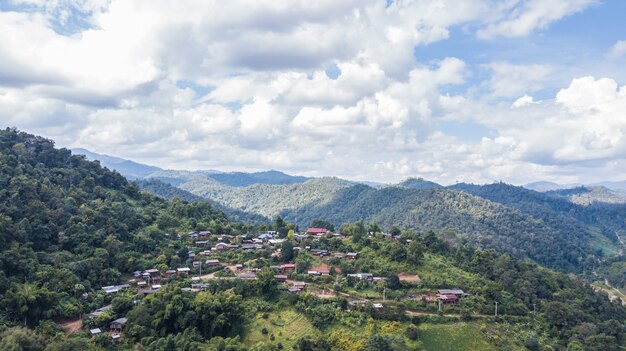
[
  {"x1": 136, "y1": 178, "x2": 270, "y2": 224},
  {"x1": 0, "y1": 128, "x2": 249, "y2": 325},
  {"x1": 450, "y1": 183, "x2": 626, "y2": 249},
  {"x1": 148, "y1": 171, "x2": 625, "y2": 272},
  {"x1": 278, "y1": 185, "x2": 605, "y2": 272}
]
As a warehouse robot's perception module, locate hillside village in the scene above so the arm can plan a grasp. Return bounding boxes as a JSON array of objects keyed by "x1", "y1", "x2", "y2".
[{"x1": 85, "y1": 227, "x2": 471, "y2": 342}]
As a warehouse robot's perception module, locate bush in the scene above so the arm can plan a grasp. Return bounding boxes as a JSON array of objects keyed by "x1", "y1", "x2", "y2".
[
  {"x1": 406, "y1": 324, "x2": 419, "y2": 340},
  {"x1": 261, "y1": 327, "x2": 268, "y2": 335}
]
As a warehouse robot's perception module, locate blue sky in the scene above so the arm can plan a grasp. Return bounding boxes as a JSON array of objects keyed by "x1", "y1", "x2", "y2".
[{"x1": 1, "y1": 0, "x2": 626, "y2": 184}]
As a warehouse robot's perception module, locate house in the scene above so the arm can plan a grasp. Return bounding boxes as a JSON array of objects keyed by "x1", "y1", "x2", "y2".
[
  {"x1": 306, "y1": 227, "x2": 328, "y2": 235},
  {"x1": 88, "y1": 305, "x2": 112, "y2": 319},
  {"x1": 238, "y1": 272, "x2": 257, "y2": 279},
  {"x1": 205, "y1": 259, "x2": 220, "y2": 267},
  {"x1": 138, "y1": 289, "x2": 157, "y2": 295},
  {"x1": 437, "y1": 289, "x2": 468, "y2": 298},
  {"x1": 188, "y1": 252, "x2": 196, "y2": 258},
  {"x1": 268, "y1": 239, "x2": 285, "y2": 246},
  {"x1": 191, "y1": 283, "x2": 210, "y2": 292},
  {"x1": 145, "y1": 269, "x2": 160, "y2": 280},
  {"x1": 89, "y1": 328, "x2": 102, "y2": 336},
  {"x1": 398, "y1": 274, "x2": 421, "y2": 284},
  {"x1": 280, "y1": 263, "x2": 296, "y2": 272},
  {"x1": 102, "y1": 284, "x2": 130, "y2": 294},
  {"x1": 348, "y1": 300, "x2": 368, "y2": 308},
  {"x1": 198, "y1": 231, "x2": 212, "y2": 237},
  {"x1": 192, "y1": 261, "x2": 201, "y2": 268},
  {"x1": 333, "y1": 252, "x2": 346, "y2": 259},
  {"x1": 110, "y1": 317, "x2": 127, "y2": 333},
  {"x1": 164, "y1": 270, "x2": 177, "y2": 278},
  {"x1": 257, "y1": 233, "x2": 273, "y2": 240},
  {"x1": 152, "y1": 284, "x2": 162, "y2": 290},
  {"x1": 137, "y1": 281, "x2": 147, "y2": 288},
  {"x1": 290, "y1": 281, "x2": 306, "y2": 290},
  {"x1": 438, "y1": 294, "x2": 459, "y2": 304},
  {"x1": 241, "y1": 243, "x2": 262, "y2": 250},
  {"x1": 346, "y1": 252, "x2": 359, "y2": 260},
  {"x1": 372, "y1": 303, "x2": 384, "y2": 309},
  {"x1": 195, "y1": 240, "x2": 209, "y2": 248},
  {"x1": 274, "y1": 275, "x2": 288, "y2": 282},
  {"x1": 235, "y1": 264, "x2": 244, "y2": 271},
  {"x1": 177, "y1": 267, "x2": 191, "y2": 275},
  {"x1": 214, "y1": 242, "x2": 233, "y2": 251},
  {"x1": 348, "y1": 273, "x2": 373, "y2": 281},
  {"x1": 309, "y1": 263, "x2": 331, "y2": 275},
  {"x1": 310, "y1": 249, "x2": 329, "y2": 257},
  {"x1": 307, "y1": 270, "x2": 321, "y2": 276}
]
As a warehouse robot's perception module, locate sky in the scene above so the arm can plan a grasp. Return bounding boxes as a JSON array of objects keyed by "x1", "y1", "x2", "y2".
[{"x1": 1, "y1": 0, "x2": 626, "y2": 185}]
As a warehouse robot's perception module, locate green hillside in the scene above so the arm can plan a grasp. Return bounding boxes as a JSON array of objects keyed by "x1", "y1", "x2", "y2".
[
  {"x1": 2, "y1": 129, "x2": 625, "y2": 351},
  {"x1": 157, "y1": 169, "x2": 626, "y2": 272}
]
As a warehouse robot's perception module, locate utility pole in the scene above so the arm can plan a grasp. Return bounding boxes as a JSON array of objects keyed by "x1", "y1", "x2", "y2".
[
  {"x1": 495, "y1": 301, "x2": 498, "y2": 316},
  {"x1": 438, "y1": 300, "x2": 442, "y2": 312},
  {"x1": 532, "y1": 303, "x2": 536, "y2": 317},
  {"x1": 383, "y1": 287, "x2": 386, "y2": 302}
]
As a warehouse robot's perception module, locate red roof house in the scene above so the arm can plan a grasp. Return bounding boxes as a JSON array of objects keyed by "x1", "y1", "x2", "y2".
[{"x1": 306, "y1": 227, "x2": 328, "y2": 235}]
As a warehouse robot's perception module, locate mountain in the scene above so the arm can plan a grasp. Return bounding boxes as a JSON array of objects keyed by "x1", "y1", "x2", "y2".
[
  {"x1": 523, "y1": 181, "x2": 575, "y2": 192},
  {"x1": 398, "y1": 177, "x2": 442, "y2": 190},
  {"x1": 206, "y1": 170, "x2": 309, "y2": 187},
  {"x1": 547, "y1": 186, "x2": 626, "y2": 205},
  {"x1": 449, "y1": 182, "x2": 625, "y2": 254},
  {"x1": 136, "y1": 178, "x2": 270, "y2": 224},
  {"x1": 169, "y1": 174, "x2": 625, "y2": 272},
  {"x1": 590, "y1": 180, "x2": 626, "y2": 191},
  {"x1": 71, "y1": 147, "x2": 162, "y2": 179}
]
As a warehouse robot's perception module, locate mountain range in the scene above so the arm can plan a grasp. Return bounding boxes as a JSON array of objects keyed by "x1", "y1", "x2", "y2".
[{"x1": 72, "y1": 148, "x2": 626, "y2": 272}]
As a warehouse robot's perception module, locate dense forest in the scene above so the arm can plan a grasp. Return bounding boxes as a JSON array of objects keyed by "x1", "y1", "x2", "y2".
[{"x1": 0, "y1": 128, "x2": 250, "y2": 328}]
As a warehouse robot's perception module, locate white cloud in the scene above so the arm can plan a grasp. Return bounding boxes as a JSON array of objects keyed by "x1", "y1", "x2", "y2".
[
  {"x1": 487, "y1": 62, "x2": 552, "y2": 97},
  {"x1": 608, "y1": 40, "x2": 626, "y2": 59},
  {"x1": 512, "y1": 94, "x2": 536, "y2": 108},
  {"x1": 2, "y1": 0, "x2": 625, "y2": 185},
  {"x1": 476, "y1": 0, "x2": 597, "y2": 39}
]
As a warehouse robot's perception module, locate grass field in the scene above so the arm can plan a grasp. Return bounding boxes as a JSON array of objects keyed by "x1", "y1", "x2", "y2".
[
  {"x1": 243, "y1": 309, "x2": 318, "y2": 348},
  {"x1": 418, "y1": 322, "x2": 493, "y2": 351}
]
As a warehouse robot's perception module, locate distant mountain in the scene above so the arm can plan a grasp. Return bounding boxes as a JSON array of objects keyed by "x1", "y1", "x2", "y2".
[
  {"x1": 136, "y1": 178, "x2": 269, "y2": 224},
  {"x1": 590, "y1": 180, "x2": 626, "y2": 191},
  {"x1": 206, "y1": 170, "x2": 309, "y2": 187},
  {"x1": 398, "y1": 177, "x2": 442, "y2": 190},
  {"x1": 168, "y1": 172, "x2": 624, "y2": 272},
  {"x1": 546, "y1": 186, "x2": 626, "y2": 206},
  {"x1": 449, "y1": 182, "x2": 625, "y2": 253},
  {"x1": 523, "y1": 181, "x2": 580, "y2": 192},
  {"x1": 72, "y1": 148, "x2": 162, "y2": 179}
]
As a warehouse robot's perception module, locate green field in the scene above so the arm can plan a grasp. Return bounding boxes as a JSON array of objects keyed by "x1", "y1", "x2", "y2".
[
  {"x1": 243, "y1": 309, "x2": 318, "y2": 348},
  {"x1": 418, "y1": 322, "x2": 493, "y2": 351}
]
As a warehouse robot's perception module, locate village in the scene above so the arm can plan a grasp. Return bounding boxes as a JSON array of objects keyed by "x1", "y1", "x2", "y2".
[{"x1": 84, "y1": 227, "x2": 470, "y2": 341}]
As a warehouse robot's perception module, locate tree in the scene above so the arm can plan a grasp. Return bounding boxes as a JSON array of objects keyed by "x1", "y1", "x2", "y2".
[
  {"x1": 280, "y1": 240, "x2": 294, "y2": 262},
  {"x1": 386, "y1": 275, "x2": 401, "y2": 290},
  {"x1": 368, "y1": 221, "x2": 381, "y2": 234},
  {"x1": 389, "y1": 226, "x2": 402, "y2": 237},
  {"x1": 274, "y1": 216, "x2": 288, "y2": 238},
  {"x1": 0, "y1": 327, "x2": 45, "y2": 351}
]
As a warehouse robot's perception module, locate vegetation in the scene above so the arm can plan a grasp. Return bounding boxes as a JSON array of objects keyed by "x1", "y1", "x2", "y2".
[{"x1": 1, "y1": 128, "x2": 626, "y2": 351}]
